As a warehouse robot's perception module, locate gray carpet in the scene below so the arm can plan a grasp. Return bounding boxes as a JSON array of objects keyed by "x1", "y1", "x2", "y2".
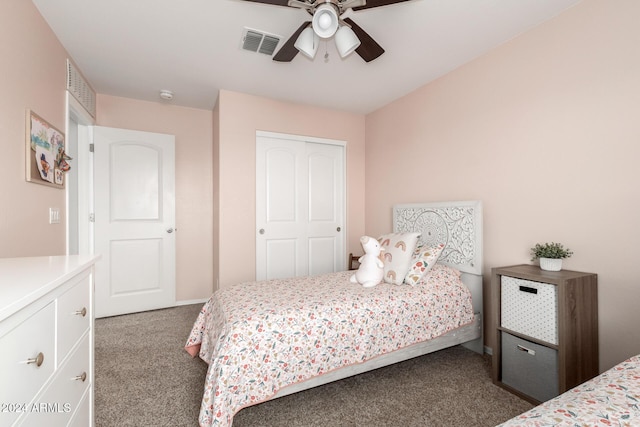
[{"x1": 95, "y1": 304, "x2": 533, "y2": 427}]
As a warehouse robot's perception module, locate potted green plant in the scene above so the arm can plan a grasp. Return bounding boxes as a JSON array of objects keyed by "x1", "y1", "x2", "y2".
[{"x1": 530, "y1": 242, "x2": 573, "y2": 271}]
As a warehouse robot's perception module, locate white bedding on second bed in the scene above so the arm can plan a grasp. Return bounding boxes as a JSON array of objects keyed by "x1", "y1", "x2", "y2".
[{"x1": 499, "y1": 354, "x2": 640, "y2": 426}]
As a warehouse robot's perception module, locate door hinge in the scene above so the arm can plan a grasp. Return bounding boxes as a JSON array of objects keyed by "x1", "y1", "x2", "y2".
[
  {"x1": 89, "y1": 213, "x2": 95, "y2": 223},
  {"x1": 89, "y1": 143, "x2": 94, "y2": 153}
]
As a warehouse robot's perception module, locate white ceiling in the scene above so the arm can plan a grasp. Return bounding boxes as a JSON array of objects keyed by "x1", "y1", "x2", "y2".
[{"x1": 32, "y1": 0, "x2": 582, "y2": 114}]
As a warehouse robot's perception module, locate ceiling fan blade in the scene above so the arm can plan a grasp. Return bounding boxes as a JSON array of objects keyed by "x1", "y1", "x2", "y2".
[
  {"x1": 273, "y1": 21, "x2": 311, "y2": 62},
  {"x1": 352, "y1": 0, "x2": 412, "y2": 11},
  {"x1": 343, "y1": 18, "x2": 385, "y2": 62},
  {"x1": 238, "y1": 0, "x2": 291, "y2": 6}
]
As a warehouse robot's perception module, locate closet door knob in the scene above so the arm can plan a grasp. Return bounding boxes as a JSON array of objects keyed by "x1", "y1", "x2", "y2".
[{"x1": 74, "y1": 307, "x2": 87, "y2": 317}]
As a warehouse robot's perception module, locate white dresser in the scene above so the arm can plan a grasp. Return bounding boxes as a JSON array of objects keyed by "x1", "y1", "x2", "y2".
[{"x1": 0, "y1": 255, "x2": 99, "y2": 427}]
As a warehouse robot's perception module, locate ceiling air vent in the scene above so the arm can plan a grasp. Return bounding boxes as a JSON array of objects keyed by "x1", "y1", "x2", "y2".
[
  {"x1": 241, "y1": 28, "x2": 281, "y2": 56},
  {"x1": 66, "y1": 59, "x2": 96, "y2": 118}
]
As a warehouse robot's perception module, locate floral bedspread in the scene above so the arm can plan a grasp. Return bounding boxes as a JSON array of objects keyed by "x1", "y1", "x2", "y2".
[
  {"x1": 499, "y1": 355, "x2": 640, "y2": 426},
  {"x1": 185, "y1": 264, "x2": 475, "y2": 427}
]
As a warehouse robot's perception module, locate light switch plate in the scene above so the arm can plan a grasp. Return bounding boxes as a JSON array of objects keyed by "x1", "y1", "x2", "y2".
[{"x1": 49, "y1": 208, "x2": 60, "y2": 224}]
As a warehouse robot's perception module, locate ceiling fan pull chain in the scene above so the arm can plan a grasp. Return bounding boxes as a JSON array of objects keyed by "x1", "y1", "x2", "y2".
[{"x1": 324, "y1": 41, "x2": 329, "y2": 63}]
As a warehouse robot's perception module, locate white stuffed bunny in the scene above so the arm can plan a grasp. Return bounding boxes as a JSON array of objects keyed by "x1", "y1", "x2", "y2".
[{"x1": 350, "y1": 236, "x2": 384, "y2": 288}]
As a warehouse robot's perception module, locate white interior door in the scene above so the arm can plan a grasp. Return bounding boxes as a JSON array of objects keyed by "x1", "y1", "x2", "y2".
[
  {"x1": 93, "y1": 126, "x2": 176, "y2": 318},
  {"x1": 256, "y1": 133, "x2": 345, "y2": 281}
]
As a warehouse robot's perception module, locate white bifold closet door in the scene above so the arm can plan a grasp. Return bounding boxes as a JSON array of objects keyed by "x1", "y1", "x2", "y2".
[{"x1": 256, "y1": 133, "x2": 345, "y2": 281}]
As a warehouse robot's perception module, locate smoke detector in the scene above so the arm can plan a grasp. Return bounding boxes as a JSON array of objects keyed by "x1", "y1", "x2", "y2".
[{"x1": 159, "y1": 90, "x2": 174, "y2": 100}]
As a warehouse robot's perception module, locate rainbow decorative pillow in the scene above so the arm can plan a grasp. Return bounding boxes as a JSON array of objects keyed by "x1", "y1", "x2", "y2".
[
  {"x1": 404, "y1": 243, "x2": 445, "y2": 286},
  {"x1": 378, "y1": 232, "x2": 421, "y2": 285}
]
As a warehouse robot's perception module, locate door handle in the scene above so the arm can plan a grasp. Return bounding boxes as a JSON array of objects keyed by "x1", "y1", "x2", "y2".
[
  {"x1": 259, "y1": 229, "x2": 265, "y2": 235},
  {"x1": 166, "y1": 228, "x2": 174, "y2": 233},
  {"x1": 337, "y1": 227, "x2": 341, "y2": 232}
]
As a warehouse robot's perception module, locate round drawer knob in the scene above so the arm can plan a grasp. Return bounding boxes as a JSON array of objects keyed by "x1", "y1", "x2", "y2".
[
  {"x1": 75, "y1": 307, "x2": 87, "y2": 317},
  {"x1": 26, "y1": 352, "x2": 45, "y2": 367},
  {"x1": 74, "y1": 372, "x2": 87, "y2": 382}
]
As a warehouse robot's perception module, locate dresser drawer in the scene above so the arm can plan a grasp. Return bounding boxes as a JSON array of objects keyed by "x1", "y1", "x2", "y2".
[
  {"x1": 57, "y1": 272, "x2": 91, "y2": 360},
  {"x1": 501, "y1": 276, "x2": 558, "y2": 344},
  {"x1": 67, "y1": 386, "x2": 91, "y2": 427},
  {"x1": 0, "y1": 302, "x2": 56, "y2": 424},
  {"x1": 19, "y1": 333, "x2": 90, "y2": 427}
]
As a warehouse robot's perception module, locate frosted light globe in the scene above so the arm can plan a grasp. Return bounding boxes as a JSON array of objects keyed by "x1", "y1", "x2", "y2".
[{"x1": 318, "y1": 13, "x2": 331, "y2": 30}]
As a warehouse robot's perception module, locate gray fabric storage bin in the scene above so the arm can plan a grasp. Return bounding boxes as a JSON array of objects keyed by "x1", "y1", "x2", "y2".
[{"x1": 501, "y1": 331, "x2": 559, "y2": 402}]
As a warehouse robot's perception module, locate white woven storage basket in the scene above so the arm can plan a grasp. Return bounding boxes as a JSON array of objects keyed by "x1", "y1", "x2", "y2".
[{"x1": 501, "y1": 276, "x2": 558, "y2": 344}]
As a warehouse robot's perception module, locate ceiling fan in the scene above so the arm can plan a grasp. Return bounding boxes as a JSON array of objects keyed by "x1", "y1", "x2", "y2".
[{"x1": 241, "y1": 0, "x2": 412, "y2": 62}]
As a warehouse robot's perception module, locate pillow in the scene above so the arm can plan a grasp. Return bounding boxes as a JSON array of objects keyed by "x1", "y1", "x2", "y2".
[
  {"x1": 404, "y1": 243, "x2": 445, "y2": 286},
  {"x1": 378, "y1": 232, "x2": 421, "y2": 285}
]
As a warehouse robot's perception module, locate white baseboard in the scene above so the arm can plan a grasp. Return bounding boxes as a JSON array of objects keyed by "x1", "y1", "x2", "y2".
[{"x1": 175, "y1": 298, "x2": 208, "y2": 306}]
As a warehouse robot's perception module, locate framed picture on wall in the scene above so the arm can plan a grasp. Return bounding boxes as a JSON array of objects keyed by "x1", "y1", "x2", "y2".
[{"x1": 25, "y1": 110, "x2": 70, "y2": 188}]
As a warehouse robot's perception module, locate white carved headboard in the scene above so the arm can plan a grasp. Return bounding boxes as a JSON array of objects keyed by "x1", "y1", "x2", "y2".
[{"x1": 393, "y1": 200, "x2": 483, "y2": 276}]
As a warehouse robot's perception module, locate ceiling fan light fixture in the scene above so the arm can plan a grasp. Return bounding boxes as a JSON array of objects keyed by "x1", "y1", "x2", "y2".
[
  {"x1": 294, "y1": 27, "x2": 319, "y2": 59},
  {"x1": 312, "y1": 4, "x2": 339, "y2": 39},
  {"x1": 335, "y1": 25, "x2": 360, "y2": 58}
]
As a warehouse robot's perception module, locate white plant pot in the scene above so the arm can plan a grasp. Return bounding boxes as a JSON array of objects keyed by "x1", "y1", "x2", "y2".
[{"x1": 540, "y1": 258, "x2": 562, "y2": 271}]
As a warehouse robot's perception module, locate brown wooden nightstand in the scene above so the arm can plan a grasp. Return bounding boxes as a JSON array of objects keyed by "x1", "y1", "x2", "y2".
[{"x1": 491, "y1": 264, "x2": 598, "y2": 404}]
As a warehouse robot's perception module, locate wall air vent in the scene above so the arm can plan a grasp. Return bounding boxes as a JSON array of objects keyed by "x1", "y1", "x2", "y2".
[
  {"x1": 66, "y1": 59, "x2": 96, "y2": 118},
  {"x1": 241, "y1": 27, "x2": 281, "y2": 56}
]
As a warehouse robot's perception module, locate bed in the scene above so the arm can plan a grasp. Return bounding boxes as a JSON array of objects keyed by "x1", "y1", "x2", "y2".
[
  {"x1": 499, "y1": 354, "x2": 640, "y2": 426},
  {"x1": 185, "y1": 200, "x2": 484, "y2": 427}
]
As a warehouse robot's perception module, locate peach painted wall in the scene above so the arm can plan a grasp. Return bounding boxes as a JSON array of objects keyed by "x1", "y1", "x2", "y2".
[
  {"x1": 365, "y1": 0, "x2": 640, "y2": 371},
  {"x1": 96, "y1": 95, "x2": 214, "y2": 301},
  {"x1": 215, "y1": 90, "x2": 365, "y2": 289},
  {"x1": 0, "y1": 0, "x2": 69, "y2": 257}
]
